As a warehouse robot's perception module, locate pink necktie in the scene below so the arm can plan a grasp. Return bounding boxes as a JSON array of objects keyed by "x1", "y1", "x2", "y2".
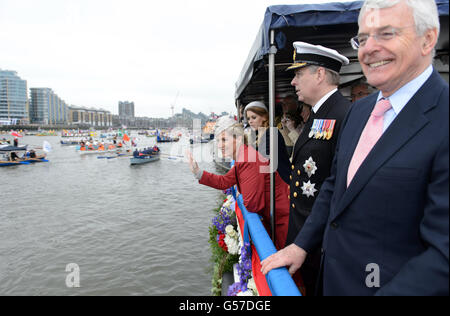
[{"x1": 347, "y1": 98, "x2": 392, "y2": 187}]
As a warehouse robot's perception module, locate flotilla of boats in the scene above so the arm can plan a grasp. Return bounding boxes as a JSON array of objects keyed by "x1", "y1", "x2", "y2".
[{"x1": 1, "y1": 126, "x2": 214, "y2": 168}]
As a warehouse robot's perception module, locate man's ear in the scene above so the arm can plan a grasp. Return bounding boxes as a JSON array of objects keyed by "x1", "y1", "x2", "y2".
[
  {"x1": 422, "y1": 28, "x2": 438, "y2": 56},
  {"x1": 316, "y1": 67, "x2": 327, "y2": 83}
]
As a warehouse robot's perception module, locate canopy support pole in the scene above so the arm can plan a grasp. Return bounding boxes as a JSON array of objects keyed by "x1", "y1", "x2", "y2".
[
  {"x1": 268, "y1": 29, "x2": 277, "y2": 244},
  {"x1": 236, "y1": 99, "x2": 242, "y2": 122}
]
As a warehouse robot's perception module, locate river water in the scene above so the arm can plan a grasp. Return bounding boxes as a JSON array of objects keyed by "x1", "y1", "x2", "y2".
[{"x1": 0, "y1": 134, "x2": 226, "y2": 296}]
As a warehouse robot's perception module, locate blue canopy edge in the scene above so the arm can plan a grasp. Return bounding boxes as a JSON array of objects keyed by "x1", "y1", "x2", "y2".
[{"x1": 236, "y1": 0, "x2": 449, "y2": 100}]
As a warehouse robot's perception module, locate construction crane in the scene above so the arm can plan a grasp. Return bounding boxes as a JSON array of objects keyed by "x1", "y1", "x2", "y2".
[{"x1": 171, "y1": 91, "x2": 180, "y2": 117}]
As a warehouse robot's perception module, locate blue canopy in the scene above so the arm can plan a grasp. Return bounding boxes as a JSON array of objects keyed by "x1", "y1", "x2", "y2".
[{"x1": 235, "y1": 0, "x2": 449, "y2": 103}]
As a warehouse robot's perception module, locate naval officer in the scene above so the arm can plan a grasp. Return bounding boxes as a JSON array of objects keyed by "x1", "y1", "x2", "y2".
[{"x1": 281, "y1": 42, "x2": 351, "y2": 295}]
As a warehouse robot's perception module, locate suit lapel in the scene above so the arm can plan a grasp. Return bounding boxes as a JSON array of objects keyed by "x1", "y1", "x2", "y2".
[
  {"x1": 292, "y1": 111, "x2": 315, "y2": 162},
  {"x1": 332, "y1": 71, "x2": 442, "y2": 220}
]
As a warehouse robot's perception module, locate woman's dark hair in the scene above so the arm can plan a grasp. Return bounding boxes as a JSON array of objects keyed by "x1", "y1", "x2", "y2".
[{"x1": 284, "y1": 109, "x2": 304, "y2": 128}]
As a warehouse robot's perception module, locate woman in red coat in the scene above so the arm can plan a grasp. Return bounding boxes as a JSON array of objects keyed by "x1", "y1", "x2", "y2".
[{"x1": 187, "y1": 120, "x2": 290, "y2": 250}]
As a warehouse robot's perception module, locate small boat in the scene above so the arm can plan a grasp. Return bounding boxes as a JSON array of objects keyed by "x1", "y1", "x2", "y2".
[
  {"x1": 97, "y1": 156, "x2": 118, "y2": 159},
  {"x1": 130, "y1": 153, "x2": 160, "y2": 165},
  {"x1": 36, "y1": 131, "x2": 58, "y2": 136},
  {"x1": 156, "y1": 130, "x2": 180, "y2": 143},
  {"x1": 157, "y1": 135, "x2": 179, "y2": 143},
  {"x1": 97, "y1": 153, "x2": 128, "y2": 159},
  {"x1": 60, "y1": 140, "x2": 83, "y2": 146},
  {"x1": 19, "y1": 155, "x2": 49, "y2": 163},
  {"x1": 146, "y1": 130, "x2": 157, "y2": 137},
  {"x1": 189, "y1": 136, "x2": 210, "y2": 144},
  {"x1": 0, "y1": 145, "x2": 27, "y2": 151},
  {"x1": 0, "y1": 145, "x2": 30, "y2": 167},
  {"x1": 130, "y1": 146, "x2": 161, "y2": 165},
  {"x1": 0, "y1": 161, "x2": 30, "y2": 167},
  {"x1": 79, "y1": 148, "x2": 122, "y2": 156},
  {"x1": 77, "y1": 142, "x2": 128, "y2": 155}
]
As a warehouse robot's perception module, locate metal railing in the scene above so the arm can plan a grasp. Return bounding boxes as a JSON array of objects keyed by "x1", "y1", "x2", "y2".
[{"x1": 233, "y1": 190, "x2": 301, "y2": 296}]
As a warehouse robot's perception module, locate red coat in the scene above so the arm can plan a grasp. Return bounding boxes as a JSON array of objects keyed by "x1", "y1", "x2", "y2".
[{"x1": 199, "y1": 144, "x2": 290, "y2": 250}]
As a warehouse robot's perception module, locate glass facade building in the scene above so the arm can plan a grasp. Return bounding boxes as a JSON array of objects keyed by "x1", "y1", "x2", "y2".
[
  {"x1": 118, "y1": 101, "x2": 135, "y2": 118},
  {"x1": 0, "y1": 69, "x2": 29, "y2": 124},
  {"x1": 30, "y1": 88, "x2": 68, "y2": 124}
]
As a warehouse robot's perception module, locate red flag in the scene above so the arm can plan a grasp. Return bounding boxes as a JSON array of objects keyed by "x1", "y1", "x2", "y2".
[{"x1": 11, "y1": 132, "x2": 22, "y2": 137}]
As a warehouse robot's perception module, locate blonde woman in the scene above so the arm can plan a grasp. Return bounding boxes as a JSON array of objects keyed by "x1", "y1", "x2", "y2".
[{"x1": 187, "y1": 119, "x2": 290, "y2": 250}]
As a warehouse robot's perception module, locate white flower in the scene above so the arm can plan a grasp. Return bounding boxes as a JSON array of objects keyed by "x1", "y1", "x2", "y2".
[
  {"x1": 225, "y1": 235, "x2": 240, "y2": 255},
  {"x1": 301, "y1": 181, "x2": 318, "y2": 198},
  {"x1": 225, "y1": 225, "x2": 235, "y2": 236},
  {"x1": 237, "y1": 290, "x2": 254, "y2": 296},
  {"x1": 303, "y1": 157, "x2": 318, "y2": 178}
]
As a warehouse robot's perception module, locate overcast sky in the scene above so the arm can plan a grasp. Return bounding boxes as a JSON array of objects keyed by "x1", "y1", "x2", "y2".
[{"x1": 0, "y1": 0, "x2": 354, "y2": 118}]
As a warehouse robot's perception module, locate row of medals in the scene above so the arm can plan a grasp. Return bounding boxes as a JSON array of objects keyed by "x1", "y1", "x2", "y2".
[{"x1": 309, "y1": 119, "x2": 336, "y2": 140}]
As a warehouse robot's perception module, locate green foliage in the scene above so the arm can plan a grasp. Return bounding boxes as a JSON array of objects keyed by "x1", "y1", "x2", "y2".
[
  {"x1": 209, "y1": 195, "x2": 239, "y2": 296},
  {"x1": 211, "y1": 264, "x2": 222, "y2": 296}
]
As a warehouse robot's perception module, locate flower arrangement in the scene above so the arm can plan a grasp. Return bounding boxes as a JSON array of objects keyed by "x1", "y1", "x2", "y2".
[
  {"x1": 209, "y1": 194, "x2": 239, "y2": 296},
  {"x1": 227, "y1": 242, "x2": 258, "y2": 296},
  {"x1": 215, "y1": 195, "x2": 241, "y2": 256},
  {"x1": 210, "y1": 192, "x2": 258, "y2": 296},
  {"x1": 211, "y1": 196, "x2": 236, "y2": 241}
]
